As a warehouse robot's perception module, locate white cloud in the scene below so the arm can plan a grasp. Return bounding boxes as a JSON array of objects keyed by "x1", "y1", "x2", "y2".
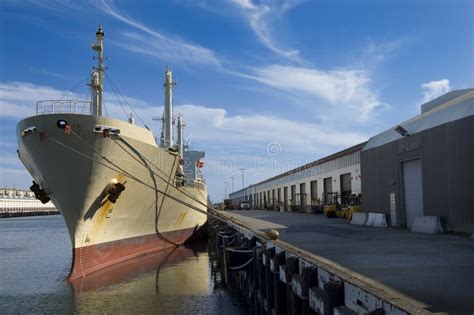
[
  {"x1": 0, "y1": 81, "x2": 84, "y2": 118},
  {"x1": 230, "y1": 0, "x2": 301, "y2": 58},
  {"x1": 114, "y1": 31, "x2": 219, "y2": 66},
  {"x1": 364, "y1": 39, "x2": 405, "y2": 64},
  {"x1": 231, "y1": 0, "x2": 258, "y2": 10},
  {"x1": 0, "y1": 81, "x2": 366, "y2": 151},
  {"x1": 251, "y1": 64, "x2": 385, "y2": 120},
  {"x1": 421, "y1": 79, "x2": 450, "y2": 103},
  {"x1": 0, "y1": 151, "x2": 31, "y2": 189},
  {"x1": 94, "y1": 0, "x2": 221, "y2": 66},
  {"x1": 29, "y1": 67, "x2": 75, "y2": 80},
  {"x1": 0, "y1": 81, "x2": 368, "y2": 198},
  {"x1": 0, "y1": 81, "x2": 73, "y2": 103},
  {"x1": 0, "y1": 81, "x2": 152, "y2": 120},
  {"x1": 176, "y1": 104, "x2": 366, "y2": 151}
]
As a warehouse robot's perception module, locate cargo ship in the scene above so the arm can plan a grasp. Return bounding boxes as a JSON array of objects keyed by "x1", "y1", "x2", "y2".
[{"x1": 16, "y1": 26, "x2": 208, "y2": 280}]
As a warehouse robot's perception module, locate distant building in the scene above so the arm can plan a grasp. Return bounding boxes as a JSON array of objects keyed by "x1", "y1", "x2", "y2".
[
  {"x1": 229, "y1": 142, "x2": 365, "y2": 212},
  {"x1": 0, "y1": 188, "x2": 58, "y2": 217}
]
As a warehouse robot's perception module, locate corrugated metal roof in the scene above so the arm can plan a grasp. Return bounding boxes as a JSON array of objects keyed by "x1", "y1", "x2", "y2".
[{"x1": 363, "y1": 89, "x2": 474, "y2": 151}]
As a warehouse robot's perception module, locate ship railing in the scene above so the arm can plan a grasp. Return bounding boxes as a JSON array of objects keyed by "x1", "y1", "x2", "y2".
[
  {"x1": 36, "y1": 100, "x2": 91, "y2": 115},
  {"x1": 184, "y1": 180, "x2": 206, "y2": 191}
]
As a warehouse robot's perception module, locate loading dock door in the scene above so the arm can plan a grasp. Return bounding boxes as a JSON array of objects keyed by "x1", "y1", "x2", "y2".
[
  {"x1": 324, "y1": 177, "x2": 332, "y2": 193},
  {"x1": 340, "y1": 173, "x2": 351, "y2": 194},
  {"x1": 402, "y1": 159, "x2": 424, "y2": 228},
  {"x1": 310, "y1": 180, "x2": 318, "y2": 205},
  {"x1": 299, "y1": 182, "x2": 306, "y2": 212},
  {"x1": 340, "y1": 173, "x2": 352, "y2": 206},
  {"x1": 323, "y1": 177, "x2": 333, "y2": 205}
]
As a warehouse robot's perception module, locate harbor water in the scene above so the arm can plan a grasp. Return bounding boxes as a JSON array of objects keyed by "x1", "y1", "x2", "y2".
[{"x1": 0, "y1": 215, "x2": 244, "y2": 314}]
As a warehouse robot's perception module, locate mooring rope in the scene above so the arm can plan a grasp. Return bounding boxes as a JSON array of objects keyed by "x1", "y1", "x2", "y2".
[
  {"x1": 226, "y1": 247, "x2": 254, "y2": 253},
  {"x1": 217, "y1": 232, "x2": 235, "y2": 239},
  {"x1": 48, "y1": 137, "x2": 221, "y2": 222},
  {"x1": 228, "y1": 257, "x2": 254, "y2": 270}
]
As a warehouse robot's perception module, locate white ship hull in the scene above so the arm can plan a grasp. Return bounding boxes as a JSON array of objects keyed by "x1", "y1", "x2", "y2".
[{"x1": 17, "y1": 113, "x2": 208, "y2": 280}]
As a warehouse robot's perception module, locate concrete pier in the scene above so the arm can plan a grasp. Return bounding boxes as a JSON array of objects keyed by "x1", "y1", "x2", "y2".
[{"x1": 211, "y1": 209, "x2": 474, "y2": 314}]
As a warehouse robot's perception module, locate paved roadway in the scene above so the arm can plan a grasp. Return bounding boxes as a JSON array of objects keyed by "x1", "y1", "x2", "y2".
[{"x1": 222, "y1": 210, "x2": 474, "y2": 314}]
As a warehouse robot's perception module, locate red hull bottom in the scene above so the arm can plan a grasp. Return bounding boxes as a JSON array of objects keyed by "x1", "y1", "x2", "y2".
[
  {"x1": 68, "y1": 226, "x2": 205, "y2": 281},
  {"x1": 70, "y1": 246, "x2": 198, "y2": 292}
]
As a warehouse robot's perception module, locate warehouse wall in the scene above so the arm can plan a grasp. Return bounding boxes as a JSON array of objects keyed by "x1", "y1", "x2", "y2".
[
  {"x1": 230, "y1": 150, "x2": 362, "y2": 211},
  {"x1": 253, "y1": 163, "x2": 361, "y2": 210},
  {"x1": 361, "y1": 115, "x2": 474, "y2": 233}
]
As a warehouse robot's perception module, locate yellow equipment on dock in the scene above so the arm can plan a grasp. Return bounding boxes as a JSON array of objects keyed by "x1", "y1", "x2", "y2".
[{"x1": 323, "y1": 205, "x2": 337, "y2": 218}]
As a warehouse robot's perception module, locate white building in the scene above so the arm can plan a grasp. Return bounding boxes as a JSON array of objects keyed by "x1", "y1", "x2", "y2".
[
  {"x1": 229, "y1": 142, "x2": 365, "y2": 212},
  {"x1": 0, "y1": 188, "x2": 57, "y2": 217}
]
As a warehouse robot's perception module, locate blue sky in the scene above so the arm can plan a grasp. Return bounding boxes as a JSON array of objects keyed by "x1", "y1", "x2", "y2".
[{"x1": 0, "y1": 0, "x2": 472, "y2": 201}]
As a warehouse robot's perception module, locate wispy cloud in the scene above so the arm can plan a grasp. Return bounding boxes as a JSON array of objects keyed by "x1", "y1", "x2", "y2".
[
  {"x1": 0, "y1": 81, "x2": 151, "y2": 120},
  {"x1": 29, "y1": 67, "x2": 75, "y2": 80},
  {"x1": 0, "y1": 151, "x2": 32, "y2": 189},
  {"x1": 0, "y1": 81, "x2": 83, "y2": 118},
  {"x1": 93, "y1": 0, "x2": 221, "y2": 66},
  {"x1": 230, "y1": 0, "x2": 302, "y2": 59},
  {"x1": 177, "y1": 104, "x2": 366, "y2": 151},
  {"x1": 363, "y1": 38, "x2": 406, "y2": 64},
  {"x1": 250, "y1": 64, "x2": 385, "y2": 121},
  {"x1": 421, "y1": 79, "x2": 450, "y2": 103}
]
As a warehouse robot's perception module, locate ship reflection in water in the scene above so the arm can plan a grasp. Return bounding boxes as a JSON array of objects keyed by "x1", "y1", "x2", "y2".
[
  {"x1": 0, "y1": 216, "x2": 244, "y2": 314},
  {"x1": 70, "y1": 245, "x2": 200, "y2": 292},
  {"x1": 71, "y1": 239, "x2": 244, "y2": 314}
]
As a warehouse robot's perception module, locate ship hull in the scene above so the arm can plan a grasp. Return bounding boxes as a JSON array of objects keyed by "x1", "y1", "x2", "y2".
[
  {"x1": 70, "y1": 225, "x2": 206, "y2": 280},
  {"x1": 16, "y1": 113, "x2": 208, "y2": 280}
]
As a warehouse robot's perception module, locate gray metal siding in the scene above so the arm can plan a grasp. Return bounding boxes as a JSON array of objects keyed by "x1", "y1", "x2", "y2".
[
  {"x1": 361, "y1": 115, "x2": 474, "y2": 232},
  {"x1": 422, "y1": 115, "x2": 474, "y2": 231}
]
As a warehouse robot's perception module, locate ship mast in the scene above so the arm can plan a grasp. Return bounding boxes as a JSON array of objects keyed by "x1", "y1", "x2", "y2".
[
  {"x1": 177, "y1": 114, "x2": 185, "y2": 156},
  {"x1": 163, "y1": 67, "x2": 176, "y2": 147},
  {"x1": 90, "y1": 25, "x2": 105, "y2": 116}
]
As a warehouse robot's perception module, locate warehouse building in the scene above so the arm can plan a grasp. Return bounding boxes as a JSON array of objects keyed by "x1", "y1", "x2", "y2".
[
  {"x1": 361, "y1": 88, "x2": 474, "y2": 233},
  {"x1": 229, "y1": 142, "x2": 366, "y2": 212},
  {"x1": 229, "y1": 89, "x2": 473, "y2": 234}
]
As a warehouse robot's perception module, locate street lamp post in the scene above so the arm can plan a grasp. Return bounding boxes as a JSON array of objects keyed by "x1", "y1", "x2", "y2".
[
  {"x1": 239, "y1": 168, "x2": 246, "y2": 189},
  {"x1": 224, "y1": 181, "x2": 229, "y2": 200},
  {"x1": 230, "y1": 176, "x2": 235, "y2": 192}
]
